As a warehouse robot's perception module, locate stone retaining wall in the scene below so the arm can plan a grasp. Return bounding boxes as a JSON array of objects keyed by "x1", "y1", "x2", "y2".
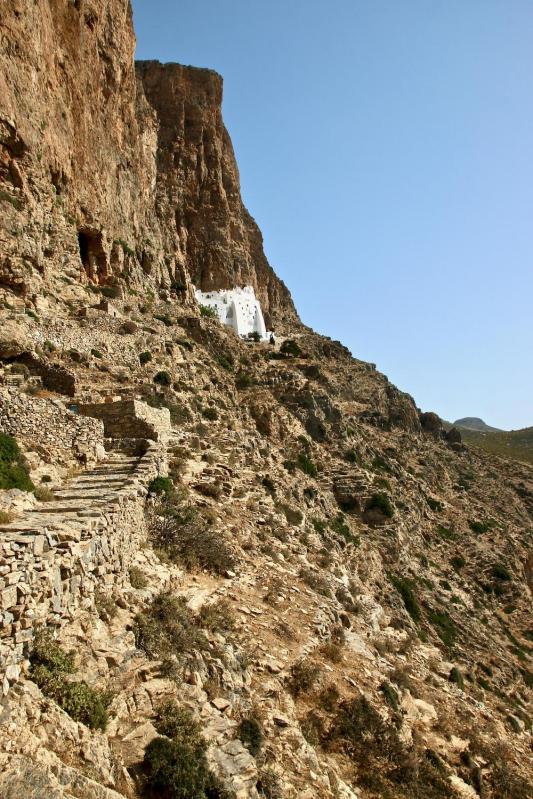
[
  {"x1": 0, "y1": 442, "x2": 165, "y2": 695},
  {"x1": 0, "y1": 388, "x2": 105, "y2": 465},
  {"x1": 18, "y1": 354, "x2": 77, "y2": 397},
  {"x1": 78, "y1": 399, "x2": 171, "y2": 442}
]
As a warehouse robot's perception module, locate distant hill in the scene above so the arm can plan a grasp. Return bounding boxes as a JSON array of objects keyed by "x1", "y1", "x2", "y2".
[
  {"x1": 453, "y1": 422, "x2": 533, "y2": 465},
  {"x1": 453, "y1": 417, "x2": 503, "y2": 432}
]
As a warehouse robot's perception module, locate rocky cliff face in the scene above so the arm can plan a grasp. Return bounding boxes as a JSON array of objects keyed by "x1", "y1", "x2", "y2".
[
  {"x1": 136, "y1": 61, "x2": 295, "y2": 328},
  {"x1": 0, "y1": 3, "x2": 531, "y2": 799},
  {"x1": 0, "y1": 0, "x2": 296, "y2": 327}
]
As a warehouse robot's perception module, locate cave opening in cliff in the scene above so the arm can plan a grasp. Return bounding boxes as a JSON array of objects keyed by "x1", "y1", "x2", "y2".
[
  {"x1": 78, "y1": 231, "x2": 90, "y2": 270},
  {"x1": 77, "y1": 229, "x2": 108, "y2": 284}
]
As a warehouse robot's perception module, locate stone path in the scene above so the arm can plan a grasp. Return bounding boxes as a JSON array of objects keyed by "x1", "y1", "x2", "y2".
[
  {"x1": 1, "y1": 453, "x2": 152, "y2": 538},
  {"x1": 0, "y1": 444, "x2": 162, "y2": 696}
]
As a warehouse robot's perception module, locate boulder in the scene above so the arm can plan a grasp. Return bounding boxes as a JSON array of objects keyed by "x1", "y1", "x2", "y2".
[{"x1": 0, "y1": 321, "x2": 31, "y2": 360}]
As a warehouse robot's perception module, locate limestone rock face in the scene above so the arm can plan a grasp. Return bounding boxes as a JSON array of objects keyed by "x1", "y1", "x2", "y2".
[
  {"x1": 0, "y1": 1, "x2": 296, "y2": 328},
  {"x1": 1, "y1": 4, "x2": 532, "y2": 799},
  {"x1": 136, "y1": 61, "x2": 296, "y2": 329}
]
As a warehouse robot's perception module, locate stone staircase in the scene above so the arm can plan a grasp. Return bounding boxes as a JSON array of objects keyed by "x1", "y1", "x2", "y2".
[
  {"x1": 2, "y1": 453, "x2": 155, "y2": 539},
  {"x1": 0, "y1": 443, "x2": 165, "y2": 696}
]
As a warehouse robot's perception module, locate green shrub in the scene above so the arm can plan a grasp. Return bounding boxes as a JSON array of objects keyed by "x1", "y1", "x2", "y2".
[
  {"x1": 30, "y1": 631, "x2": 75, "y2": 675},
  {"x1": 329, "y1": 514, "x2": 359, "y2": 546},
  {"x1": 154, "y1": 700, "x2": 202, "y2": 743},
  {"x1": 198, "y1": 600, "x2": 235, "y2": 633},
  {"x1": 311, "y1": 517, "x2": 326, "y2": 535},
  {"x1": 261, "y1": 475, "x2": 276, "y2": 494},
  {"x1": 380, "y1": 680, "x2": 400, "y2": 711},
  {"x1": 90, "y1": 348, "x2": 103, "y2": 359},
  {"x1": 30, "y1": 631, "x2": 110, "y2": 730},
  {"x1": 329, "y1": 694, "x2": 401, "y2": 762},
  {"x1": 365, "y1": 492, "x2": 394, "y2": 519},
  {"x1": 426, "y1": 497, "x2": 443, "y2": 512},
  {"x1": 217, "y1": 354, "x2": 234, "y2": 371},
  {"x1": 469, "y1": 519, "x2": 495, "y2": 534},
  {"x1": 199, "y1": 304, "x2": 218, "y2": 319},
  {"x1": 296, "y1": 452, "x2": 318, "y2": 477},
  {"x1": 133, "y1": 592, "x2": 208, "y2": 668},
  {"x1": 389, "y1": 575, "x2": 421, "y2": 623},
  {"x1": 427, "y1": 609, "x2": 456, "y2": 648},
  {"x1": 238, "y1": 717, "x2": 263, "y2": 756},
  {"x1": 344, "y1": 448, "x2": 360, "y2": 464},
  {"x1": 149, "y1": 476, "x2": 174, "y2": 496},
  {"x1": 436, "y1": 524, "x2": 458, "y2": 541},
  {"x1": 0, "y1": 189, "x2": 22, "y2": 210},
  {"x1": 115, "y1": 238, "x2": 135, "y2": 257},
  {"x1": 149, "y1": 496, "x2": 235, "y2": 575},
  {"x1": 327, "y1": 695, "x2": 456, "y2": 799},
  {"x1": 139, "y1": 350, "x2": 153, "y2": 365},
  {"x1": 153, "y1": 370, "x2": 172, "y2": 386},
  {"x1": 0, "y1": 433, "x2": 34, "y2": 492},
  {"x1": 492, "y1": 564, "x2": 512, "y2": 581},
  {"x1": 371, "y1": 455, "x2": 393, "y2": 474},
  {"x1": 129, "y1": 566, "x2": 148, "y2": 589},
  {"x1": 99, "y1": 285, "x2": 121, "y2": 299},
  {"x1": 235, "y1": 371, "x2": 254, "y2": 389},
  {"x1": 144, "y1": 699, "x2": 226, "y2": 798},
  {"x1": 154, "y1": 313, "x2": 173, "y2": 327},
  {"x1": 280, "y1": 339, "x2": 302, "y2": 357},
  {"x1": 287, "y1": 659, "x2": 321, "y2": 697},
  {"x1": 450, "y1": 555, "x2": 465, "y2": 571},
  {"x1": 60, "y1": 681, "x2": 110, "y2": 731},
  {"x1": 143, "y1": 736, "x2": 211, "y2": 799},
  {"x1": 449, "y1": 666, "x2": 464, "y2": 689},
  {"x1": 202, "y1": 406, "x2": 218, "y2": 421},
  {"x1": 34, "y1": 486, "x2": 54, "y2": 502}
]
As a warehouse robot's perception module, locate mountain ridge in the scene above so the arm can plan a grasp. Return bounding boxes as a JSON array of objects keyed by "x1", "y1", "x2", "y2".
[{"x1": 453, "y1": 417, "x2": 503, "y2": 433}]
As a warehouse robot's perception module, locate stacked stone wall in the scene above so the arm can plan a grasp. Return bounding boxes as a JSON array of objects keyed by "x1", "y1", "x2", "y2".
[
  {"x1": 0, "y1": 442, "x2": 164, "y2": 695},
  {"x1": 78, "y1": 399, "x2": 171, "y2": 442},
  {"x1": 0, "y1": 388, "x2": 105, "y2": 464},
  {"x1": 18, "y1": 354, "x2": 77, "y2": 397}
]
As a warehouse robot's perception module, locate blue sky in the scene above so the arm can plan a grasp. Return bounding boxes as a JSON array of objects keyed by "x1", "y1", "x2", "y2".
[{"x1": 132, "y1": 0, "x2": 533, "y2": 430}]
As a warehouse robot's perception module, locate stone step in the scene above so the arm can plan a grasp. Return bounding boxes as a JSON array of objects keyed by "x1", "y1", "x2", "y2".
[
  {"x1": 83, "y1": 468, "x2": 136, "y2": 476},
  {"x1": 52, "y1": 492, "x2": 119, "y2": 501},
  {"x1": 68, "y1": 480, "x2": 128, "y2": 488},
  {"x1": 32, "y1": 503, "x2": 107, "y2": 513}
]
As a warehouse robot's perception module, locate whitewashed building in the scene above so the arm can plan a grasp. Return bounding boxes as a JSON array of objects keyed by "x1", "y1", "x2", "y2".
[{"x1": 194, "y1": 285, "x2": 270, "y2": 341}]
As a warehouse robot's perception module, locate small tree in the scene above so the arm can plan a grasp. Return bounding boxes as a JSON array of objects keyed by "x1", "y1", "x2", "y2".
[
  {"x1": 199, "y1": 304, "x2": 218, "y2": 319},
  {"x1": 280, "y1": 339, "x2": 302, "y2": 357}
]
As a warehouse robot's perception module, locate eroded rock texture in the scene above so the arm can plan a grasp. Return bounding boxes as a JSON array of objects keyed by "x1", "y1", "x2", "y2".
[{"x1": 0, "y1": 0, "x2": 296, "y2": 327}]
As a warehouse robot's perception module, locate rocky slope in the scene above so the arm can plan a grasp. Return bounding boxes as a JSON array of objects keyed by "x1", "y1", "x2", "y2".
[{"x1": 0, "y1": 2, "x2": 531, "y2": 799}]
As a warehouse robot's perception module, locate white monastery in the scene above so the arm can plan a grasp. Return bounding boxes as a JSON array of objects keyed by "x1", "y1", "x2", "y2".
[{"x1": 194, "y1": 285, "x2": 271, "y2": 341}]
